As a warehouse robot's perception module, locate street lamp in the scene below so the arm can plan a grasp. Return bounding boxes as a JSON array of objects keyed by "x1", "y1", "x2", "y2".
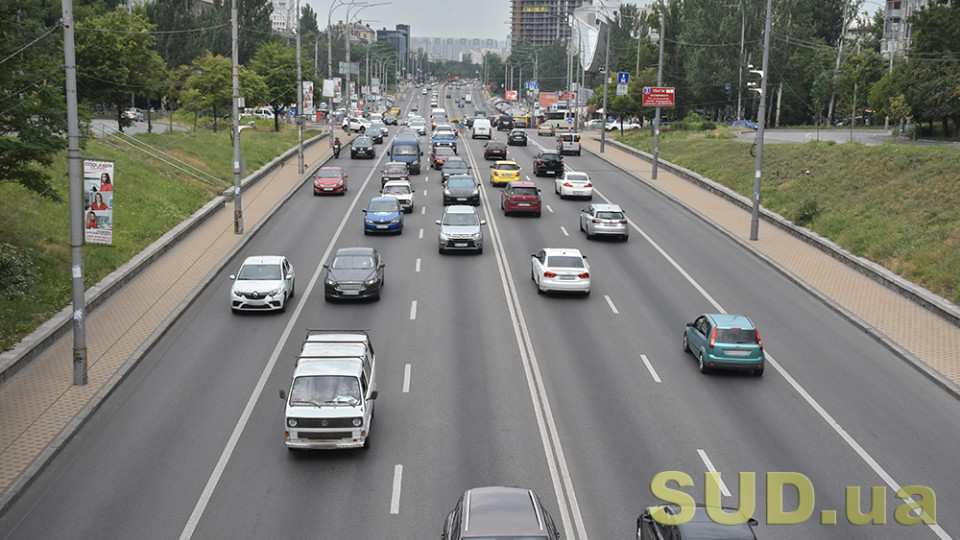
[{"x1": 344, "y1": 2, "x2": 390, "y2": 111}]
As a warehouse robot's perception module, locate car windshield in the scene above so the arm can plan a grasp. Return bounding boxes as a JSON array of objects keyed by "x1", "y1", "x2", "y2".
[
  {"x1": 316, "y1": 169, "x2": 342, "y2": 178},
  {"x1": 332, "y1": 255, "x2": 375, "y2": 269},
  {"x1": 371, "y1": 123, "x2": 386, "y2": 130},
  {"x1": 289, "y1": 375, "x2": 361, "y2": 406},
  {"x1": 442, "y1": 213, "x2": 479, "y2": 226},
  {"x1": 355, "y1": 137, "x2": 371, "y2": 145},
  {"x1": 368, "y1": 200, "x2": 399, "y2": 212},
  {"x1": 546, "y1": 256, "x2": 585, "y2": 268},
  {"x1": 540, "y1": 154, "x2": 560, "y2": 160},
  {"x1": 392, "y1": 146, "x2": 418, "y2": 156},
  {"x1": 716, "y1": 328, "x2": 759, "y2": 344},
  {"x1": 237, "y1": 263, "x2": 282, "y2": 280},
  {"x1": 444, "y1": 162, "x2": 468, "y2": 171},
  {"x1": 512, "y1": 187, "x2": 538, "y2": 196},
  {"x1": 384, "y1": 164, "x2": 407, "y2": 174},
  {"x1": 565, "y1": 173, "x2": 588, "y2": 181},
  {"x1": 496, "y1": 163, "x2": 520, "y2": 171},
  {"x1": 383, "y1": 185, "x2": 410, "y2": 195},
  {"x1": 596, "y1": 212, "x2": 623, "y2": 220},
  {"x1": 448, "y1": 178, "x2": 475, "y2": 188},
  {"x1": 435, "y1": 148, "x2": 455, "y2": 156}
]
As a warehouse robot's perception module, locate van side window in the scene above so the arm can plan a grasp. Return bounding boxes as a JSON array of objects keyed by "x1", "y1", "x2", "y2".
[{"x1": 360, "y1": 372, "x2": 369, "y2": 396}]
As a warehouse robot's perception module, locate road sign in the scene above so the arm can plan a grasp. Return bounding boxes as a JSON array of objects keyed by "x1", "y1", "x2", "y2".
[
  {"x1": 616, "y1": 83, "x2": 628, "y2": 96},
  {"x1": 567, "y1": 118, "x2": 573, "y2": 124},
  {"x1": 642, "y1": 87, "x2": 675, "y2": 107},
  {"x1": 617, "y1": 72, "x2": 629, "y2": 85}
]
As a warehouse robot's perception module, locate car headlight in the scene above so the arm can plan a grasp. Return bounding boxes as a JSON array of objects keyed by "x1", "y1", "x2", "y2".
[
  {"x1": 439, "y1": 232, "x2": 450, "y2": 241},
  {"x1": 364, "y1": 218, "x2": 375, "y2": 224},
  {"x1": 390, "y1": 218, "x2": 401, "y2": 224},
  {"x1": 287, "y1": 418, "x2": 297, "y2": 427},
  {"x1": 232, "y1": 289, "x2": 242, "y2": 296},
  {"x1": 352, "y1": 417, "x2": 363, "y2": 427},
  {"x1": 325, "y1": 278, "x2": 337, "y2": 286},
  {"x1": 266, "y1": 288, "x2": 281, "y2": 297},
  {"x1": 365, "y1": 277, "x2": 379, "y2": 285},
  {"x1": 470, "y1": 232, "x2": 482, "y2": 240}
]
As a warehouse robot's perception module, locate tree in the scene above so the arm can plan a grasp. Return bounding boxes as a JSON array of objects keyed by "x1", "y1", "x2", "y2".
[
  {"x1": 300, "y1": 4, "x2": 319, "y2": 35},
  {"x1": 0, "y1": 0, "x2": 69, "y2": 195},
  {"x1": 248, "y1": 41, "x2": 298, "y2": 130},
  {"x1": 76, "y1": 7, "x2": 167, "y2": 132},
  {"x1": 179, "y1": 53, "x2": 233, "y2": 132}
]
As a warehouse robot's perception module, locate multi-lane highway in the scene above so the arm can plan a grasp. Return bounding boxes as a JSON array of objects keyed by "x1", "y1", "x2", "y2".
[{"x1": 1, "y1": 84, "x2": 958, "y2": 540}]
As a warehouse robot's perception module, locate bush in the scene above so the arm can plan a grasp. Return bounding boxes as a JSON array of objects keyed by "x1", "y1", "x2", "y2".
[
  {"x1": 0, "y1": 243, "x2": 36, "y2": 299},
  {"x1": 672, "y1": 111, "x2": 714, "y2": 131}
]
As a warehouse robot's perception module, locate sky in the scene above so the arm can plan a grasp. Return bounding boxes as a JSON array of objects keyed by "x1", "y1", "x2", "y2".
[{"x1": 309, "y1": 0, "x2": 651, "y2": 41}]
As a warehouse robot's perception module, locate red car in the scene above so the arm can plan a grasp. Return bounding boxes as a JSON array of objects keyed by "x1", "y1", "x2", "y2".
[
  {"x1": 483, "y1": 140, "x2": 508, "y2": 160},
  {"x1": 500, "y1": 181, "x2": 541, "y2": 217},
  {"x1": 312, "y1": 166, "x2": 348, "y2": 195},
  {"x1": 432, "y1": 146, "x2": 457, "y2": 169}
]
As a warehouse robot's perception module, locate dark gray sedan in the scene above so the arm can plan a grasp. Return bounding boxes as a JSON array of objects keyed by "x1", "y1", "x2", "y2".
[
  {"x1": 322, "y1": 247, "x2": 384, "y2": 301},
  {"x1": 442, "y1": 175, "x2": 480, "y2": 206}
]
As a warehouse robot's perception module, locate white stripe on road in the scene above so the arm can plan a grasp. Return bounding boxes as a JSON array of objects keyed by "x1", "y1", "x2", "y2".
[
  {"x1": 560, "y1": 226, "x2": 569, "y2": 237},
  {"x1": 418, "y1": 228, "x2": 423, "y2": 239},
  {"x1": 390, "y1": 464, "x2": 403, "y2": 514},
  {"x1": 423, "y1": 189, "x2": 428, "y2": 197},
  {"x1": 421, "y1": 206, "x2": 425, "y2": 215},
  {"x1": 640, "y1": 354, "x2": 661, "y2": 383},
  {"x1": 403, "y1": 364, "x2": 411, "y2": 393},
  {"x1": 409, "y1": 300, "x2": 417, "y2": 320},
  {"x1": 546, "y1": 204, "x2": 554, "y2": 213},
  {"x1": 697, "y1": 449, "x2": 731, "y2": 497},
  {"x1": 603, "y1": 295, "x2": 618, "y2": 314},
  {"x1": 415, "y1": 258, "x2": 421, "y2": 272}
]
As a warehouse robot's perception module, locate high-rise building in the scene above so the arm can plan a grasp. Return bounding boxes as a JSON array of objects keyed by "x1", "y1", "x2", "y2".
[
  {"x1": 510, "y1": 0, "x2": 586, "y2": 48},
  {"x1": 880, "y1": 0, "x2": 930, "y2": 60}
]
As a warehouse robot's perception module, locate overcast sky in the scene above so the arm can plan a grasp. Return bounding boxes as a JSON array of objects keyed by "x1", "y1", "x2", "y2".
[{"x1": 309, "y1": 0, "x2": 650, "y2": 41}]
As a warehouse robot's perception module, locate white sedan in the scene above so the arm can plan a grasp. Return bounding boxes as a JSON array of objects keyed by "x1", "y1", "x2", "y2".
[
  {"x1": 605, "y1": 121, "x2": 641, "y2": 131},
  {"x1": 531, "y1": 248, "x2": 591, "y2": 296},
  {"x1": 229, "y1": 255, "x2": 295, "y2": 312},
  {"x1": 555, "y1": 171, "x2": 593, "y2": 200}
]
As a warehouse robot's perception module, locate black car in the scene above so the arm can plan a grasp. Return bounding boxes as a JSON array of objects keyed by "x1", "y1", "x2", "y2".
[
  {"x1": 497, "y1": 114, "x2": 514, "y2": 131},
  {"x1": 322, "y1": 247, "x2": 385, "y2": 301},
  {"x1": 507, "y1": 129, "x2": 527, "y2": 146},
  {"x1": 533, "y1": 150, "x2": 564, "y2": 176},
  {"x1": 383, "y1": 113, "x2": 398, "y2": 125},
  {"x1": 351, "y1": 136, "x2": 375, "y2": 159},
  {"x1": 441, "y1": 158, "x2": 470, "y2": 182},
  {"x1": 442, "y1": 175, "x2": 481, "y2": 206},
  {"x1": 483, "y1": 141, "x2": 508, "y2": 160},
  {"x1": 442, "y1": 487, "x2": 561, "y2": 540},
  {"x1": 639, "y1": 504, "x2": 759, "y2": 540}
]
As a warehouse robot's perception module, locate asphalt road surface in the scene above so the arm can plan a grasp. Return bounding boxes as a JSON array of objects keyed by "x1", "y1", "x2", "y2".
[{"x1": 1, "y1": 86, "x2": 957, "y2": 540}]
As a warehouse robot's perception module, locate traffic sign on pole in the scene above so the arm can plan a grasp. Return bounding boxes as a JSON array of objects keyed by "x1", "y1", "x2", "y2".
[
  {"x1": 642, "y1": 87, "x2": 675, "y2": 107},
  {"x1": 617, "y1": 72, "x2": 629, "y2": 85}
]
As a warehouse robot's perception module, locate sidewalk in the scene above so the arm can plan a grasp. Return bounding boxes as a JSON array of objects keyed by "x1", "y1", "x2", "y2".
[
  {"x1": 582, "y1": 136, "x2": 960, "y2": 392},
  {"x1": 0, "y1": 137, "x2": 331, "y2": 511}
]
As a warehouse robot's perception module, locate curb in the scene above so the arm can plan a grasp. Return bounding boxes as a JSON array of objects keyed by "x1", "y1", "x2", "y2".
[
  {"x1": 587, "y1": 139, "x2": 960, "y2": 400},
  {"x1": 0, "y1": 133, "x2": 326, "y2": 386}
]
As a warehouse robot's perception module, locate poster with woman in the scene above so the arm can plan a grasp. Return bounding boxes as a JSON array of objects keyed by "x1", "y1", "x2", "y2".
[{"x1": 83, "y1": 159, "x2": 115, "y2": 245}]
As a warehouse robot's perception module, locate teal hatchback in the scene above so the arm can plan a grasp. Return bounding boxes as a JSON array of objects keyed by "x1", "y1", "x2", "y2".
[{"x1": 683, "y1": 313, "x2": 765, "y2": 376}]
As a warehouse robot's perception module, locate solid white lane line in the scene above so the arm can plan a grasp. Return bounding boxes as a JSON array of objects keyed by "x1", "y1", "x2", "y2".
[
  {"x1": 409, "y1": 300, "x2": 417, "y2": 320},
  {"x1": 640, "y1": 354, "x2": 661, "y2": 383},
  {"x1": 603, "y1": 295, "x2": 619, "y2": 314},
  {"x1": 403, "y1": 364, "x2": 411, "y2": 393},
  {"x1": 415, "y1": 258, "x2": 421, "y2": 272},
  {"x1": 179, "y1": 142, "x2": 391, "y2": 540},
  {"x1": 418, "y1": 228, "x2": 423, "y2": 239},
  {"x1": 560, "y1": 226, "x2": 569, "y2": 237},
  {"x1": 546, "y1": 204, "x2": 554, "y2": 213},
  {"x1": 390, "y1": 464, "x2": 403, "y2": 514},
  {"x1": 697, "y1": 449, "x2": 731, "y2": 497}
]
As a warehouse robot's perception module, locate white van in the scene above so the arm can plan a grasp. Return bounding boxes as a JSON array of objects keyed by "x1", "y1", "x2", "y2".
[
  {"x1": 280, "y1": 330, "x2": 378, "y2": 450},
  {"x1": 241, "y1": 107, "x2": 272, "y2": 120},
  {"x1": 472, "y1": 118, "x2": 492, "y2": 139},
  {"x1": 464, "y1": 94, "x2": 473, "y2": 104}
]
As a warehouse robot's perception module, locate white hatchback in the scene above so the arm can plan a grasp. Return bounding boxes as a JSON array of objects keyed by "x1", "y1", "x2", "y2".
[
  {"x1": 555, "y1": 171, "x2": 593, "y2": 199},
  {"x1": 229, "y1": 255, "x2": 295, "y2": 312},
  {"x1": 531, "y1": 248, "x2": 590, "y2": 295}
]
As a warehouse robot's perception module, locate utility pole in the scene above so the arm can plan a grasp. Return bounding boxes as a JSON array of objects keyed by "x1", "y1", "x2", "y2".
[
  {"x1": 231, "y1": 0, "x2": 243, "y2": 234},
  {"x1": 63, "y1": 0, "x2": 87, "y2": 385},
  {"x1": 296, "y1": 0, "x2": 304, "y2": 174},
  {"x1": 736, "y1": 0, "x2": 745, "y2": 120},
  {"x1": 598, "y1": 8, "x2": 611, "y2": 153},
  {"x1": 652, "y1": 7, "x2": 664, "y2": 179},
  {"x1": 750, "y1": 0, "x2": 773, "y2": 242}
]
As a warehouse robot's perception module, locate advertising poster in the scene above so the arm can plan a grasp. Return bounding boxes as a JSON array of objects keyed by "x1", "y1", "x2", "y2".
[
  {"x1": 83, "y1": 159, "x2": 115, "y2": 245},
  {"x1": 302, "y1": 80, "x2": 315, "y2": 115}
]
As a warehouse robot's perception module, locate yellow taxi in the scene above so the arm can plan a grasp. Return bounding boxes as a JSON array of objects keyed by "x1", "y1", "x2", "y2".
[
  {"x1": 389, "y1": 107, "x2": 401, "y2": 115},
  {"x1": 490, "y1": 160, "x2": 521, "y2": 187}
]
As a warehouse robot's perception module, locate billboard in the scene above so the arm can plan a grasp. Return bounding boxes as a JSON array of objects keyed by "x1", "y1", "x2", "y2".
[
  {"x1": 642, "y1": 87, "x2": 675, "y2": 107},
  {"x1": 83, "y1": 159, "x2": 115, "y2": 245},
  {"x1": 506, "y1": 90, "x2": 518, "y2": 101},
  {"x1": 302, "y1": 80, "x2": 314, "y2": 115}
]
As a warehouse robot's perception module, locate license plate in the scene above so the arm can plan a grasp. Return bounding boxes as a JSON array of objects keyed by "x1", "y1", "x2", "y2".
[
  {"x1": 518, "y1": 203, "x2": 530, "y2": 207},
  {"x1": 558, "y1": 276, "x2": 575, "y2": 280},
  {"x1": 457, "y1": 197, "x2": 466, "y2": 201},
  {"x1": 377, "y1": 225, "x2": 388, "y2": 229},
  {"x1": 725, "y1": 350, "x2": 750, "y2": 357},
  {"x1": 323, "y1": 188, "x2": 332, "y2": 191},
  {"x1": 454, "y1": 242, "x2": 467, "y2": 247},
  {"x1": 343, "y1": 290, "x2": 359, "y2": 296}
]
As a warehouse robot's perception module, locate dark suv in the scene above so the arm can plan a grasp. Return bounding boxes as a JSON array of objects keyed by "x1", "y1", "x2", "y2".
[
  {"x1": 497, "y1": 114, "x2": 515, "y2": 131},
  {"x1": 442, "y1": 486, "x2": 561, "y2": 540},
  {"x1": 533, "y1": 151, "x2": 564, "y2": 176},
  {"x1": 639, "y1": 504, "x2": 758, "y2": 539}
]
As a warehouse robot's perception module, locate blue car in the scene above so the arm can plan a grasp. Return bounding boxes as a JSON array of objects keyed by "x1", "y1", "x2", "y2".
[
  {"x1": 362, "y1": 197, "x2": 403, "y2": 235},
  {"x1": 683, "y1": 313, "x2": 765, "y2": 376}
]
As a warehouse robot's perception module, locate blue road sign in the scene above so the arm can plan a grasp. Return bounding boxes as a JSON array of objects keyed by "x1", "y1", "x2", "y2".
[
  {"x1": 567, "y1": 118, "x2": 573, "y2": 124},
  {"x1": 726, "y1": 83, "x2": 731, "y2": 90},
  {"x1": 617, "y1": 72, "x2": 629, "y2": 85},
  {"x1": 607, "y1": 115, "x2": 614, "y2": 121}
]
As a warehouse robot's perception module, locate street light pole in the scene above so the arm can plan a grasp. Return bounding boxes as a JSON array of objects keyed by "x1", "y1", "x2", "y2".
[
  {"x1": 231, "y1": 0, "x2": 243, "y2": 233},
  {"x1": 295, "y1": 0, "x2": 303, "y2": 174},
  {"x1": 652, "y1": 7, "x2": 664, "y2": 180},
  {"x1": 599, "y1": 7, "x2": 611, "y2": 153},
  {"x1": 750, "y1": 0, "x2": 773, "y2": 241}
]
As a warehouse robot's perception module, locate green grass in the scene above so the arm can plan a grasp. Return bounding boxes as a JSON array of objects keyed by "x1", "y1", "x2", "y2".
[
  {"x1": 615, "y1": 127, "x2": 960, "y2": 305},
  {"x1": 0, "y1": 122, "x2": 319, "y2": 352}
]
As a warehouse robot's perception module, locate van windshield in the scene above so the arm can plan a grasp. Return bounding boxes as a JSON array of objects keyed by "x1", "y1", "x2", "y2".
[
  {"x1": 392, "y1": 145, "x2": 418, "y2": 156},
  {"x1": 290, "y1": 375, "x2": 361, "y2": 406}
]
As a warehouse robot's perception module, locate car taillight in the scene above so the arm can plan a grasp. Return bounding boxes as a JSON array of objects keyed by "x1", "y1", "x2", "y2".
[
  {"x1": 543, "y1": 271, "x2": 557, "y2": 278},
  {"x1": 537, "y1": 160, "x2": 542, "y2": 164},
  {"x1": 619, "y1": 219, "x2": 628, "y2": 224},
  {"x1": 584, "y1": 183, "x2": 592, "y2": 187},
  {"x1": 756, "y1": 329, "x2": 763, "y2": 350},
  {"x1": 578, "y1": 272, "x2": 590, "y2": 279},
  {"x1": 709, "y1": 327, "x2": 717, "y2": 349},
  {"x1": 591, "y1": 218, "x2": 601, "y2": 223},
  {"x1": 563, "y1": 182, "x2": 573, "y2": 187}
]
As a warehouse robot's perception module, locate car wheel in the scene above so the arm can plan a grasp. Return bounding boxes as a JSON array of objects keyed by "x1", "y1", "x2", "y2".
[
  {"x1": 439, "y1": 246, "x2": 445, "y2": 254},
  {"x1": 364, "y1": 230, "x2": 370, "y2": 235},
  {"x1": 698, "y1": 352, "x2": 710, "y2": 374},
  {"x1": 280, "y1": 293, "x2": 287, "y2": 313},
  {"x1": 682, "y1": 333, "x2": 690, "y2": 352},
  {"x1": 576, "y1": 150, "x2": 581, "y2": 156},
  {"x1": 359, "y1": 126, "x2": 365, "y2": 133},
  {"x1": 535, "y1": 212, "x2": 541, "y2": 217},
  {"x1": 583, "y1": 290, "x2": 590, "y2": 296},
  {"x1": 754, "y1": 366, "x2": 764, "y2": 376},
  {"x1": 289, "y1": 279, "x2": 295, "y2": 298},
  {"x1": 477, "y1": 247, "x2": 483, "y2": 254},
  {"x1": 579, "y1": 220, "x2": 584, "y2": 231}
]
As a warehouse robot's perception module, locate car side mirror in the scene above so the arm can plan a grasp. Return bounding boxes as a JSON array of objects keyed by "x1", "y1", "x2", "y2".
[
  {"x1": 229, "y1": 274, "x2": 236, "y2": 280},
  {"x1": 279, "y1": 389, "x2": 287, "y2": 400},
  {"x1": 362, "y1": 209, "x2": 368, "y2": 213},
  {"x1": 322, "y1": 263, "x2": 329, "y2": 269},
  {"x1": 686, "y1": 322, "x2": 694, "y2": 327},
  {"x1": 480, "y1": 220, "x2": 487, "y2": 225},
  {"x1": 369, "y1": 389, "x2": 379, "y2": 400},
  {"x1": 748, "y1": 518, "x2": 759, "y2": 527},
  {"x1": 285, "y1": 274, "x2": 292, "y2": 280},
  {"x1": 435, "y1": 219, "x2": 441, "y2": 225}
]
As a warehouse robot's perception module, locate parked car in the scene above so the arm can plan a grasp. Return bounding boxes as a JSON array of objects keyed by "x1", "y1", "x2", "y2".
[
  {"x1": 580, "y1": 203, "x2": 628, "y2": 240},
  {"x1": 381, "y1": 180, "x2": 415, "y2": 213},
  {"x1": 436, "y1": 205, "x2": 486, "y2": 254},
  {"x1": 683, "y1": 313, "x2": 765, "y2": 375},
  {"x1": 322, "y1": 247, "x2": 384, "y2": 301},
  {"x1": 501, "y1": 181, "x2": 541, "y2": 216},
  {"x1": 123, "y1": 108, "x2": 145, "y2": 122},
  {"x1": 533, "y1": 151, "x2": 563, "y2": 177},
  {"x1": 507, "y1": 128, "x2": 528, "y2": 146},
  {"x1": 442, "y1": 175, "x2": 481, "y2": 206},
  {"x1": 442, "y1": 487, "x2": 561, "y2": 540},
  {"x1": 556, "y1": 170, "x2": 593, "y2": 199},
  {"x1": 351, "y1": 136, "x2": 375, "y2": 159},
  {"x1": 362, "y1": 197, "x2": 403, "y2": 235},
  {"x1": 483, "y1": 140, "x2": 508, "y2": 160},
  {"x1": 229, "y1": 255, "x2": 295, "y2": 312},
  {"x1": 311, "y1": 166, "x2": 348, "y2": 195},
  {"x1": 639, "y1": 504, "x2": 759, "y2": 540},
  {"x1": 605, "y1": 120, "x2": 642, "y2": 131},
  {"x1": 490, "y1": 160, "x2": 520, "y2": 187},
  {"x1": 531, "y1": 248, "x2": 590, "y2": 295}
]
